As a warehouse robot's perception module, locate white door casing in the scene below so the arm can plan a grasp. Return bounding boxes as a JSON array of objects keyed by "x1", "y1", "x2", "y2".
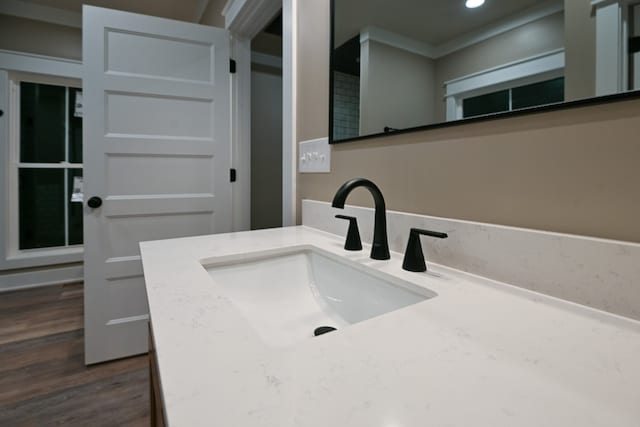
[{"x1": 83, "y1": 6, "x2": 231, "y2": 364}]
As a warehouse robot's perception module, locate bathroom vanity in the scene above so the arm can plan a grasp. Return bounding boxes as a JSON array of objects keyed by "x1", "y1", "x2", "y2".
[{"x1": 140, "y1": 204, "x2": 640, "y2": 427}]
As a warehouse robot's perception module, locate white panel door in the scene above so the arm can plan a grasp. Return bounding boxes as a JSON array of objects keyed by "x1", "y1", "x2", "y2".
[{"x1": 83, "y1": 6, "x2": 231, "y2": 364}]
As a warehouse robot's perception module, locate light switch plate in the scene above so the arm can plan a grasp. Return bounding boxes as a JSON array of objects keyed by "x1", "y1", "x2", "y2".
[{"x1": 299, "y1": 137, "x2": 330, "y2": 173}]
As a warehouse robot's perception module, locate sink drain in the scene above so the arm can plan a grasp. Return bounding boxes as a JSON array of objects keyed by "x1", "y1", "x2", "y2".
[{"x1": 314, "y1": 326, "x2": 337, "y2": 336}]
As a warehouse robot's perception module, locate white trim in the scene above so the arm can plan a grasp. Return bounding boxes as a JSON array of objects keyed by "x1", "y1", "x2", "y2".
[
  {"x1": 222, "y1": 0, "x2": 282, "y2": 40},
  {"x1": 0, "y1": 53, "x2": 83, "y2": 271},
  {"x1": 251, "y1": 52, "x2": 282, "y2": 69},
  {"x1": 444, "y1": 49, "x2": 565, "y2": 121},
  {"x1": 0, "y1": 49, "x2": 82, "y2": 79},
  {"x1": 591, "y1": 0, "x2": 631, "y2": 95},
  {"x1": 354, "y1": 1, "x2": 563, "y2": 59},
  {"x1": 231, "y1": 37, "x2": 251, "y2": 231},
  {"x1": 435, "y1": 0, "x2": 563, "y2": 58},
  {"x1": 0, "y1": 70, "x2": 9, "y2": 272},
  {"x1": 0, "y1": 0, "x2": 82, "y2": 29},
  {"x1": 0, "y1": 264, "x2": 83, "y2": 292},
  {"x1": 445, "y1": 49, "x2": 565, "y2": 96},
  {"x1": 360, "y1": 26, "x2": 436, "y2": 58},
  {"x1": 223, "y1": 0, "x2": 295, "y2": 226},
  {"x1": 282, "y1": 0, "x2": 297, "y2": 226}
]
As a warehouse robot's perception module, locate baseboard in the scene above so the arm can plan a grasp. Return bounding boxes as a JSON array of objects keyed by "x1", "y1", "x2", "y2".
[{"x1": 0, "y1": 263, "x2": 84, "y2": 292}]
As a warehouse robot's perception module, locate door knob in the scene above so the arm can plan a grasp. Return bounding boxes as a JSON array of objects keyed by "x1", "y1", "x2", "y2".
[{"x1": 87, "y1": 196, "x2": 102, "y2": 208}]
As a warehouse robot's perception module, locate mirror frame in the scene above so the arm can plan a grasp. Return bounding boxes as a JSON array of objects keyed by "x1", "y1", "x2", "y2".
[{"x1": 328, "y1": 0, "x2": 640, "y2": 145}]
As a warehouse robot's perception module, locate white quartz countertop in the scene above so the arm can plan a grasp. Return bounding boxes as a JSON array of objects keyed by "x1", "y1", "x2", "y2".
[{"x1": 140, "y1": 226, "x2": 640, "y2": 427}]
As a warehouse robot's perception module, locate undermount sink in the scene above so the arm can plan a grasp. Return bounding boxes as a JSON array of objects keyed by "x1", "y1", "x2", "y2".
[{"x1": 202, "y1": 247, "x2": 436, "y2": 348}]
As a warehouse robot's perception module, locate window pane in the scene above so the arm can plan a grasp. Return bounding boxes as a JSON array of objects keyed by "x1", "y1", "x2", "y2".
[
  {"x1": 68, "y1": 169, "x2": 84, "y2": 245},
  {"x1": 68, "y1": 88, "x2": 83, "y2": 164},
  {"x1": 512, "y1": 77, "x2": 565, "y2": 110},
  {"x1": 463, "y1": 90, "x2": 509, "y2": 119},
  {"x1": 20, "y1": 83, "x2": 66, "y2": 163},
  {"x1": 19, "y1": 169, "x2": 65, "y2": 249}
]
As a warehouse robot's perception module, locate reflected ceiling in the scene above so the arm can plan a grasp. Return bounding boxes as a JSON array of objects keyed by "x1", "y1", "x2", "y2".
[{"x1": 335, "y1": 0, "x2": 561, "y2": 47}]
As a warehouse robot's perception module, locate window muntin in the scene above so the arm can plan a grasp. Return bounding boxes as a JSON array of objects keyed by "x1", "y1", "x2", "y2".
[
  {"x1": 463, "y1": 77, "x2": 565, "y2": 119},
  {"x1": 13, "y1": 78, "x2": 83, "y2": 251}
]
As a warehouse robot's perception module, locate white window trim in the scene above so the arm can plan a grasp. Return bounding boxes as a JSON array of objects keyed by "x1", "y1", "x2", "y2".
[
  {"x1": 590, "y1": 0, "x2": 640, "y2": 95},
  {"x1": 444, "y1": 49, "x2": 565, "y2": 121},
  {"x1": 0, "y1": 50, "x2": 83, "y2": 270}
]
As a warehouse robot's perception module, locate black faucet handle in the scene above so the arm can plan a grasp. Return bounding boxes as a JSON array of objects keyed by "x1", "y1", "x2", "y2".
[
  {"x1": 402, "y1": 228, "x2": 448, "y2": 272},
  {"x1": 335, "y1": 215, "x2": 363, "y2": 251}
]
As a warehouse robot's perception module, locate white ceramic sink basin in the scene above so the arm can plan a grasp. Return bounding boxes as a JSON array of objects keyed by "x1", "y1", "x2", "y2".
[{"x1": 203, "y1": 247, "x2": 436, "y2": 348}]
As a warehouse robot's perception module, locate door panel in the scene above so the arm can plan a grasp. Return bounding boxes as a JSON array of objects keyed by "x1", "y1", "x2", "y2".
[
  {"x1": 106, "y1": 93, "x2": 213, "y2": 137},
  {"x1": 106, "y1": 31, "x2": 214, "y2": 82},
  {"x1": 83, "y1": 6, "x2": 231, "y2": 364}
]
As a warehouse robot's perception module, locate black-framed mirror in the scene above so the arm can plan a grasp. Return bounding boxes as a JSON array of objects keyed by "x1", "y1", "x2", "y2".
[{"x1": 329, "y1": 0, "x2": 640, "y2": 144}]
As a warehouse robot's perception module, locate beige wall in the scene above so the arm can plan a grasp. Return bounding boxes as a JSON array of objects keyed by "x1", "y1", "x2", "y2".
[
  {"x1": 253, "y1": 32, "x2": 283, "y2": 57},
  {"x1": 360, "y1": 40, "x2": 435, "y2": 134},
  {"x1": 0, "y1": 14, "x2": 81, "y2": 60},
  {"x1": 564, "y1": 0, "x2": 595, "y2": 101},
  {"x1": 434, "y1": 12, "x2": 565, "y2": 122},
  {"x1": 199, "y1": 0, "x2": 227, "y2": 27},
  {"x1": 251, "y1": 69, "x2": 283, "y2": 230},
  {"x1": 297, "y1": 0, "x2": 640, "y2": 243}
]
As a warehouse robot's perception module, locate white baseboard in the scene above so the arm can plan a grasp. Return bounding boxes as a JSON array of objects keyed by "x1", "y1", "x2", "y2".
[{"x1": 0, "y1": 263, "x2": 84, "y2": 292}]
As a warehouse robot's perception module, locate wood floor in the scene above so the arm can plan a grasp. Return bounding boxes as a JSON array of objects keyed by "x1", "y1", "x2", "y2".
[{"x1": 0, "y1": 283, "x2": 150, "y2": 426}]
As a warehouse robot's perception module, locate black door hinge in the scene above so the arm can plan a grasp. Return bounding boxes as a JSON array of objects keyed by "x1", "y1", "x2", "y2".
[
  {"x1": 630, "y1": 36, "x2": 640, "y2": 54},
  {"x1": 230, "y1": 59, "x2": 237, "y2": 74},
  {"x1": 230, "y1": 168, "x2": 237, "y2": 182}
]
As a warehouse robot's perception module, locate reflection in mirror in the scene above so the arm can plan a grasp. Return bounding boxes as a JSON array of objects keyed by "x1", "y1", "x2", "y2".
[{"x1": 330, "y1": 0, "x2": 640, "y2": 142}]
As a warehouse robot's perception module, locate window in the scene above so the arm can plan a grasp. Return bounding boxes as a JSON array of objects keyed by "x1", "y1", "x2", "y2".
[
  {"x1": 9, "y1": 75, "x2": 83, "y2": 252},
  {"x1": 463, "y1": 77, "x2": 565, "y2": 119},
  {"x1": 444, "y1": 49, "x2": 565, "y2": 122}
]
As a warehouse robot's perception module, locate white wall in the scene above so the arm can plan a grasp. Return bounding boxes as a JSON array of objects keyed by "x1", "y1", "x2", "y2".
[
  {"x1": 251, "y1": 68, "x2": 283, "y2": 229},
  {"x1": 360, "y1": 39, "x2": 435, "y2": 135}
]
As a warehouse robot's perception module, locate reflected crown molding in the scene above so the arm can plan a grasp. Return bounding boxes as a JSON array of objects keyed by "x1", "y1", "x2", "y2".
[
  {"x1": 360, "y1": 26, "x2": 437, "y2": 58},
  {"x1": 358, "y1": 0, "x2": 563, "y2": 60}
]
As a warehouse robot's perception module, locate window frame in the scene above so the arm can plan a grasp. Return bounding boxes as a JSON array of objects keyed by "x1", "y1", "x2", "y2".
[
  {"x1": 8, "y1": 72, "x2": 84, "y2": 258},
  {"x1": 444, "y1": 49, "x2": 565, "y2": 121},
  {"x1": 462, "y1": 76, "x2": 565, "y2": 119},
  {"x1": 0, "y1": 50, "x2": 83, "y2": 270}
]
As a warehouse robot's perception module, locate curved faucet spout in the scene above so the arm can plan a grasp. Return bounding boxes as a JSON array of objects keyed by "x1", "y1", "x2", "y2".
[{"x1": 332, "y1": 178, "x2": 390, "y2": 260}]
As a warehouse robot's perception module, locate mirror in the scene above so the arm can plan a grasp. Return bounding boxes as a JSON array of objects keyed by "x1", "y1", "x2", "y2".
[{"x1": 330, "y1": 0, "x2": 640, "y2": 143}]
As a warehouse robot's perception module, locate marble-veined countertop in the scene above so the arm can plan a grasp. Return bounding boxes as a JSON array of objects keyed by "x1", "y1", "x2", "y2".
[{"x1": 140, "y1": 226, "x2": 640, "y2": 427}]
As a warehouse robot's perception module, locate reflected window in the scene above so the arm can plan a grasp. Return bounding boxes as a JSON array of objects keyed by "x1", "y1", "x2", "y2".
[{"x1": 463, "y1": 77, "x2": 564, "y2": 119}]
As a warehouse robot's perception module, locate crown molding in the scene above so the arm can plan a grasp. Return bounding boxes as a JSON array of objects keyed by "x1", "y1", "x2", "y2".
[
  {"x1": 435, "y1": 0, "x2": 563, "y2": 58},
  {"x1": 222, "y1": 0, "x2": 281, "y2": 40},
  {"x1": 360, "y1": 26, "x2": 437, "y2": 58},
  {"x1": 358, "y1": 0, "x2": 563, "y2": 60}
]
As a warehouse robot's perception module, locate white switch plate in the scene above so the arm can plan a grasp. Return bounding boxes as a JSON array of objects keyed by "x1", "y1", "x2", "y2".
[{"x1": 299, "y1": 137, "x2": 330, "y2": 173}]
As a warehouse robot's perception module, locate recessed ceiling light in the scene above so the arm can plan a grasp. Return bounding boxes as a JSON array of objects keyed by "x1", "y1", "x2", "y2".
[{"x1": 466, "y1": 0, "x2": 485, "y2": 8}]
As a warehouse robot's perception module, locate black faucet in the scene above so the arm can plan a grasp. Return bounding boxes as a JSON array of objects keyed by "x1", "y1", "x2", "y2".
[
  {"x1": 332, "y1": 178, "x2": 390, "y2": 260},
  {"x1": 402, "y1": 228, "x2": 448, "y2": 272}
]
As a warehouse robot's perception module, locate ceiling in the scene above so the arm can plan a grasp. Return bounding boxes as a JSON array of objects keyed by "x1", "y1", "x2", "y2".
[
  {"x1": 19, "y1": 0, "x2": 205, "y2": 22},
  {"x1": 335, "y1": 0, "x2": 562, "y2": 48}
]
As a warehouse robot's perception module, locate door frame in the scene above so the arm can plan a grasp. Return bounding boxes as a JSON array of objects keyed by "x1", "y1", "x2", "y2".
[{"x1": 223, "y1": 0, "x2": 297, "y2": 226}]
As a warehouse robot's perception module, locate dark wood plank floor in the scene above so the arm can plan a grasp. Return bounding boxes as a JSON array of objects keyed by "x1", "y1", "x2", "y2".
[{"x1": 0, "y1": 283, "x2": 150, "y2": 426}]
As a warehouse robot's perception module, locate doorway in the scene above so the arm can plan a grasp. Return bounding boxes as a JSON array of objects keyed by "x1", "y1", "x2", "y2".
[{"x1": 250, "y1": 12, "x2": 283, "y2": 230}]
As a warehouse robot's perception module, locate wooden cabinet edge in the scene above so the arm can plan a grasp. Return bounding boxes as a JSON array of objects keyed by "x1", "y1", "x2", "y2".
[{"x1": 149, "y1": 322, "x2": 167, "y2": 427}]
